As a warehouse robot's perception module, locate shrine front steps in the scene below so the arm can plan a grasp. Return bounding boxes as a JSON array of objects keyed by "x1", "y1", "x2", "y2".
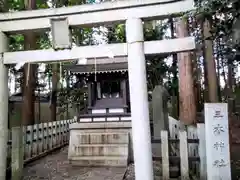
[
  {"x1": 68, "y1": 132, "x2": 130, "y2": 167},
  {"x1": 69, "y1": 155, "x2": 128, "y2": 167}
]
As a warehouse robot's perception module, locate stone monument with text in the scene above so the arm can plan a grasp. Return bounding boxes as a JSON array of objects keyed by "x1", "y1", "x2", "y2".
[{"x1": 205, "y1": 103, "x2": 231, "y2": 180}]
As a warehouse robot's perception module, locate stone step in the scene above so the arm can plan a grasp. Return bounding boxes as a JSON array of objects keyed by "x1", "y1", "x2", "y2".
[
  {"x1": 75, "y1": 132, "x2": 129, "y2": 144},
  {"x1": 73, "y1": 144, "x2": 128, "y2": 156},
  {"x1": 70, "y1": 156, "x2": 128, "y2": 167}
]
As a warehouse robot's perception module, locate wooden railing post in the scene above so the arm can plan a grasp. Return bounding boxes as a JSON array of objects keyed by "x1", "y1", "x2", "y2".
[
  {"x1": 52, "y1": 121, "x2": 55, "y2": 148},
  {"x1": 63, "y1": 120, "x2": 67, "y2": 143},
  {"x1": 197, "y1": 123, "x2": 207, "y2": 180},
  {"x1": 39, "y1": 123, "x2": 44, "y2": 153},
  {"x1": 58, "y1": 121, "x2": 62, "y2": 145},
  {"x1": 26, "y1": 125, "x2": 33, "y2": 159},
  {"x1": 67, "y1": 120, "x2": 70, "y2": 140},
  {"x1": 179, "y1": 131, "x2": 189, "y2": 180},
  {"x1": 43, "y1": 123, "x2": 48, "y2": 151},
  {"x1": 48, "y1": 122, "x2": 53, "y2": 149},
  {"x1": 32, "y1": 124, "x2": 38, "y2": 156},
  {"x1": 22, "y1": 126, "x2": 26, "y2": 160},
  {"x1": 56, "y1": 121, "x2": 59, "y2": 146},
  {"x1": 60, "y1": 120, "x2": 64, "y2": 145},
  {"x1": 161, "y1": 130, "x2": 169, "y2": 179}
]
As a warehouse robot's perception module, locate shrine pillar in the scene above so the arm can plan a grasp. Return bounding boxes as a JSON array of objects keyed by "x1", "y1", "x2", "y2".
[
  {"x1": 126, "y1": 18, "x2": 153, "y2": 180},
  {"x1": 87, "y1": 82, "x2": 93, "y2": 108},
  {"x1": 121, "y1": 79, "x2": 127, "y2": 112},
  {"x1": 0, "y1": 32, "x2": 9, "y2": 179}
]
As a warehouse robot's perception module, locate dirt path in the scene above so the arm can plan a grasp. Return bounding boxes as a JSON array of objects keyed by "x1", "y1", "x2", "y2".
[{"x1": 23, "y1": 147, "x2": 126, "y2": 180}]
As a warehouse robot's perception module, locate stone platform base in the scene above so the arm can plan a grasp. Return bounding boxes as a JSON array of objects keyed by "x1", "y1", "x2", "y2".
[
  {"x1": 68, "y1": 122, "x2": 132, "y2": 167},
  {"x1": 70, "y1": 156, "x2": 128, "y2": 167}
]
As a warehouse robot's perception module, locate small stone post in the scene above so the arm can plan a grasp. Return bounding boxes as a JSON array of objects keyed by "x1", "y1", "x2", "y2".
[{"x1": 152, "y1": 85, "x2": 169, "y2": 139}]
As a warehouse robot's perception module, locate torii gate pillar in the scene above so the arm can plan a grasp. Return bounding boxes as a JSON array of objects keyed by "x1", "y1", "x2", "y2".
[
  {"x1": 0, "y1": 31, "x2": 9, "y2": 179},
  {"x1": 126, "y1": 18, "x2": 154, "y2": 180}
]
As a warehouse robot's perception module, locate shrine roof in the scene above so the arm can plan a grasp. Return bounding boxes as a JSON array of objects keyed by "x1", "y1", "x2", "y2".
[{"x1": 64, "y1": 62, "x2": 128, "y2": 74}]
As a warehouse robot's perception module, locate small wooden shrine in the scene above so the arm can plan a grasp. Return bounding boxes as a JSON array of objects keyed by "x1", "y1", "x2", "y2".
[{"x1": 65, "y1": 58, "x2": 131, "y2": 122}]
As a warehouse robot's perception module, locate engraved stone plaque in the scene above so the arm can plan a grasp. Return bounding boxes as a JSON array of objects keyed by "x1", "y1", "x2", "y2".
[{"x1": 204, "y1": 103, "x2": 231, "y2": 180}]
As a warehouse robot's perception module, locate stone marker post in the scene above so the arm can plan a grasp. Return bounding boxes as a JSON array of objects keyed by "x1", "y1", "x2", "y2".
[{"x1": 204, "y1": 103, "x2": 231, "y2": 180}]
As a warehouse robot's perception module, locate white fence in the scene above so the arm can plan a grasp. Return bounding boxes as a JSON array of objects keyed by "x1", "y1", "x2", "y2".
[
  {"x1": 8, "y1": 118, "x2": 77, "y2": 179},
  {"x1": 7, "y1": 116, "x2": 212, "y2": 179},
  {"x1": 169, "y1": 116, "x2": 199, "y2": 157},
  {"x1": 164, "y1": 116, "x2": 205, "y2": 179}
]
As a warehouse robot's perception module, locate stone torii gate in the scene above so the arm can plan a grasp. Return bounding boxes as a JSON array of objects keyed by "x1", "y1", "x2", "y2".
[{"x1": 0, "y1": 0, "x2": 195, "y2": 179}]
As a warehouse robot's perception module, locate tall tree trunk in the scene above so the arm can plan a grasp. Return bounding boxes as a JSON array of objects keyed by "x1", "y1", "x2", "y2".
[
  {"x1": 216, "y1": 37, "x2": 224, "y2": 101},
  {"x1": 22, "y1": 0, "x2": 37, "y2": 126},
  {"x1": 192, "y1": 52, "x2": 202, "y2": 111},
  {"x1": 0, "y1": 0, "x2": 8, "y2": 12},
  {"x1": 190, "y1": 16, "x2": 202, "y2": 111},
  {"x1": 200, "y1": 21, "x2": 209, "y2": 102},
  {"x1": 203, "y1": 19, "x2": 218, "y2": 102},
  {"x1": 50, "y1": 64, "x2": 59, "y2": 122},
  {"x1": 228, "y1": 60, "x2": 235, "y2": 113},
  {"x1": 169, "y1": 17, "x2": 179, "y2": 118},
  {"x1": 176, "y1": 17, "x2": 196, "y2": 125}
]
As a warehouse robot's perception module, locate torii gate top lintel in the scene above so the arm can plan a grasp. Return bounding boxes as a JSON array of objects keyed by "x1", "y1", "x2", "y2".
[
  {"x1": 0, "y1": 0, "x2": 194, "y2": 33},
  {"x1": 0, "y1": 0, "x2": 195, "y2": 65}
]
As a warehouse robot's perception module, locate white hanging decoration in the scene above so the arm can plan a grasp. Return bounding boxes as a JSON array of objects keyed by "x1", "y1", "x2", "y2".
[
  {"x1": 77, "y1": 58, "x2": 87, "y2": 65},
  {"x1": 93, "y1": 47, "x2": 115, "y2": 81},
  {"x1": 15, "y1": 62, "x2": 25, "y2": 71},
  {"x1": 107, "y1": 51, "x2": 114, "y2": 59}
]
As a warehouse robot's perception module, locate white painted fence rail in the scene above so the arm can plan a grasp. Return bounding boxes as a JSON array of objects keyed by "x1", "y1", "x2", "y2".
[
  {"x1": 8, "y1": 118, "x2": 77, "y2": 179},
  {"x1": 166, "y1": 103, "x2": 231, "y2": 180},
  {"x1": 154, "y1": 116, "x2": 206, "y2": 179},
  {"x1": 152, "y1": 127, "x2": 205, "y2": 180}
]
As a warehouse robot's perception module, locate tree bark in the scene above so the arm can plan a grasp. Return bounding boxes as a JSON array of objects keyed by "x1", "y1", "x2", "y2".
[
  {"x1": 203, "y1": 19, "x2": 218, "y2": 102},
  {"x1": 22, "y1": 0, "x2": 37, "y2": 126},
  {"x1": 50, "y1": 64, "x2": 59, "y2": 122},
  {"x1": 176, "y1": 17, "x2": 196, "y2": 125},
  {"x1": 200, "y1": 21, "x2": 209, "y2": 102},
  {"x1": 0, "y1": 0, "x2": 8, "y2": 12},
  {"x1": 215, "y1": 38, "x2": 223, "y2": 101},
  {"x1": 227, "y1": 61, "x2": 235, "y2": 113},
  {"x1": 190, "y1": 16, "x2": 202, "y2": 111}
]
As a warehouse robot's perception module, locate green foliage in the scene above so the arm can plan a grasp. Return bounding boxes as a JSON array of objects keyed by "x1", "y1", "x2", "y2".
[
  {"x1": 9, "y1": 34, "x2": 24, "y2": 51},
  {"x1": 195, "y1": 0, "x2": 240, "y2": 53},
  {"x1": 6, "y1": 0, "x2": 240, "y2": 113},
  {"x1": 57, "y1": 85, "x2": 87, "y2": 111},
  {"x1": 107, "y1": 24, "x2": 126, "y2": 43}
]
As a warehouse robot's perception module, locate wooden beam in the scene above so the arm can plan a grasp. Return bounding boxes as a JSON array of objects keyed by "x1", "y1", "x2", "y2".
[
  {"x1": 3, "y1": 37, "x2": 195, "y2": 64},
  {"x1": 0, "y1": 0, "x2": 194, "y2": 33}
]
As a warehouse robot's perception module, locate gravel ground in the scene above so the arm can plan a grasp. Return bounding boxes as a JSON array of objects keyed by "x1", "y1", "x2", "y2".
[
  {"x1": 23, "y1": 147, "x2": 125, "y2": 180},
  {"x1": 123, "y1": 162, "x2": 164, "y2": 180}
]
